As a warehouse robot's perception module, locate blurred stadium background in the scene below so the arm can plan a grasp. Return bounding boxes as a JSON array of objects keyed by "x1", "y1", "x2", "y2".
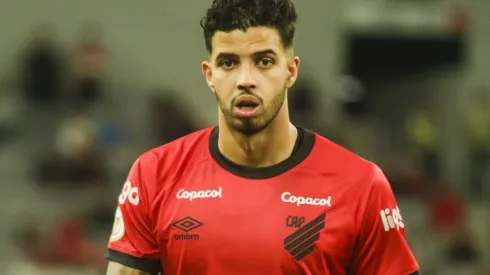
[{"x1": 0, "y1": 0, "x2": 488, "y2": 274}]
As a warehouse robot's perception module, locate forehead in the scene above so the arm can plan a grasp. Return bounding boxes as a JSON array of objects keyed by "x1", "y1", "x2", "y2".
[{"x1": 210, "y1": 27, "x2": 284, "y2": 57}]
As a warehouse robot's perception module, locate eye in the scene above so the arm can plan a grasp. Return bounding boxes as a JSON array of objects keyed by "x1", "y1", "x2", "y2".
[
  {"x1": 219, "y1": 59, "x2": 237, "y2": 69},
  {"x1": 258, "y1": 58, "x2": 274, "y2": 68}
]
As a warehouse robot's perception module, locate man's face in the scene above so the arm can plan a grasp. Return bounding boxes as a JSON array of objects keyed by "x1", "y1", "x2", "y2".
[{"x1": 202, "y1": 27, "x2": 299, "y2": 135}]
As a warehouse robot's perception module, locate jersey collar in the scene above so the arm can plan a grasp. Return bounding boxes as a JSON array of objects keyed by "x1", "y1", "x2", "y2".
[{"x1": 209, "y1": 126, "x2": 315, "y2": 179}]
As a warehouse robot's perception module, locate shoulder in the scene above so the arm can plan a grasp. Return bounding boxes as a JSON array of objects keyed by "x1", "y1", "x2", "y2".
[
  {"x1": 307, "y1": 132, "x2": 378, "y2": 180},
  {"x1": 306, "y1": 131, "x2": 396, "y2": 222},
  {"x1": 145, "y1": 127, "x2": 213, "y2": 162},
  {"x1": 135, "y1": 127, "x2": 214, "y2": 186},
  {"x1": 300, "y1": 130, "x2": 390, "y2": 198}
]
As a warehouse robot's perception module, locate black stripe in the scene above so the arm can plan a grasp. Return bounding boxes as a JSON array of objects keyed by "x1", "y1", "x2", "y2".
[
  {"x1": 284, "y1": 213, "x2": 326, "y2": 245},
  {"x1": 106, "y1": 248, "x2": 162, "y2": 274},
  {"x1": 290, "y1": 233, "x2": 320, "y2": 257},
  {"x1": 294, "y1": 245, "x2": 316, "y2": 261},
  {"x1": 285, "y1": 222, "x2": 324, "y2": 251}
]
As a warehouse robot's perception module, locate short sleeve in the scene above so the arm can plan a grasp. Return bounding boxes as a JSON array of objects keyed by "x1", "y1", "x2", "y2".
[
  {"x1": 106, "y1": 154, "x2": 162, "y2": 274},
  {"x1": 350, "y1": 165, "x2": 419, "y2": 275}
]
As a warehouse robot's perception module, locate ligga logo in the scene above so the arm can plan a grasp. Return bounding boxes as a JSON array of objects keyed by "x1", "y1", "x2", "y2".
[{"x1": 380, "y1": 206, "x2": 405, "y2": 232}]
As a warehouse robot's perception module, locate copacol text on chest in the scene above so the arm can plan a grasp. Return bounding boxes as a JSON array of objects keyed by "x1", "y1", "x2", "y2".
[
  {"x1": 281, "y1": 192, "x2": 332, "y2": 207},
  {"x1": 176, "y1": 187, "x2": 223, "y2": 201}
]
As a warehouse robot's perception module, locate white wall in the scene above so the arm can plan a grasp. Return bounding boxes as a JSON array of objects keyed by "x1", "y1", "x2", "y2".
[{"x1": 0, "y1": 0, "x2": 344, "y2": 127}]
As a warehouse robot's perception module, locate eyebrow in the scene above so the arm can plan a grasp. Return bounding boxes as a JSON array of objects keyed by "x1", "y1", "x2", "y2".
[
  {"x1": 252, "y1": 49, "x2": 277, "y2": 58},
  {"x1": 215, "y1": 49, "x2": 278, "y2": 61}
]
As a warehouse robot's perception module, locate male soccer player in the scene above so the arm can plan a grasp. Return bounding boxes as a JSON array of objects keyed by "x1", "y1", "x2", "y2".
[{"x1": 105, "y1": 0, "x2": 420, "y2": 274}]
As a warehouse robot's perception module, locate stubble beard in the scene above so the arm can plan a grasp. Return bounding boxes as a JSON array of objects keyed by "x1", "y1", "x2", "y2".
[{"x1": 215, "y1": 87, "x2": 286, "y2": 136}]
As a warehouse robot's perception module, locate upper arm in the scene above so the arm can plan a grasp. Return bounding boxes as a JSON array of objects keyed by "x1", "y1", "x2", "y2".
[
  {"x1": 106, "y1": 261, "x2": 156, "y2": 275},
  {"x1": 350, "y1": 165, "x2": 420, "y2": 275},
  {"x1": 105, "y1": 154, "x2": 162, "y2": 274}
]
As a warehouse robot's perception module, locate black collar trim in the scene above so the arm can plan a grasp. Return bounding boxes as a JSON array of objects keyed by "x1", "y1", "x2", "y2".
[{"x1": 209, "y1": 126, "x2": 315, "y2": 179}]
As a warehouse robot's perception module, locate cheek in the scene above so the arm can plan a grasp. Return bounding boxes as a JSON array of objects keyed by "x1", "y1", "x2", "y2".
[
  {"x1": 213, "y1": 70, "x2": 236, "y2": 90},
  {"x1": 259, "y1": 69, "x2": 287, "y2": 89},
  {"x1": 259, "y1": 74, "x2": 287, "y2": 105},
  {"x1": 212, "y1": 73, "x2": 235, "y2": 103}
]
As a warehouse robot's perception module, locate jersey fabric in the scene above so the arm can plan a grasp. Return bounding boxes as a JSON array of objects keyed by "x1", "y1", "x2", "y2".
[{"x1": 106, "y1": 126, "x2": 419, "y2": 275}]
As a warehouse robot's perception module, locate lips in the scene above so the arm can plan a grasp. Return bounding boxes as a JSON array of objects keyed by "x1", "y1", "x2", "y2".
[
  {"x1": 233, "y1": 95, "x2": 260, "y2": 118},
  {"x1": 234, "y1": 95, "x2": 260, "y2": 109}
]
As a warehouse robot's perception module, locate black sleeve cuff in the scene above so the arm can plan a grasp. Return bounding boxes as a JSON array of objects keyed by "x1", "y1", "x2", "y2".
[{"x1": 106, "y1": 248, "x2": 162, "y2": 274}]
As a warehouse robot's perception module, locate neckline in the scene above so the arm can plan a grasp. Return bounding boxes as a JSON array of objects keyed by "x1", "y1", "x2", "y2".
[{"x1": 208, "y1": 126, "x2": 315, "y2": 179}]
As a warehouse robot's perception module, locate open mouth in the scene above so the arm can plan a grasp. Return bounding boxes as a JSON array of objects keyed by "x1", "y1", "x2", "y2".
[
  {"x1": 236, "y1": 101, "x2": 259, "y2": 110},
  {"x1": 234, "y1": 95, "x2": 260, "y2": 109},
  {"x1": 233, "y1": 95, "x2": 260, "y2": 117}
]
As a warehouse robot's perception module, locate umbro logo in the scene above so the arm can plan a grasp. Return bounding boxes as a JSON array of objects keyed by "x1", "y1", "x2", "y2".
[
  {"x1": 284, "y1": 213, "x2": 326, "y2": 261},
  {"x1": 172, "y1": 216, "x2": 203, "y2": 240}
]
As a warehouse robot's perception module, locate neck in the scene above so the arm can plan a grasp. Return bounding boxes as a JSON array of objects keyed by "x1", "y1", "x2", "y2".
[{"x1": 218, "y1": 107, "x2": 298, "y2": 167}]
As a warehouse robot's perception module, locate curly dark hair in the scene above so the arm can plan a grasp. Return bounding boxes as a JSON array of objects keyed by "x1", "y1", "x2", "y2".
[{"x1": 200, "y1": 0, "x2": 298, "y2": 53}]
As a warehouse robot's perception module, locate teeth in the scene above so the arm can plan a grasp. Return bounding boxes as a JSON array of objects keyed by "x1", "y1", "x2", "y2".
[
  {"x1": 239, "y1": 106, "x2": 255, "y2": 110},
  {"x1": 238, "y1": 102, "x2": 255, "y2": 106}
]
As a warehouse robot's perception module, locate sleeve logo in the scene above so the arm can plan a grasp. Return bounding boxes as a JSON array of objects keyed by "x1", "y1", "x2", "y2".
[
  {"x1": 380, "y1": 206, "x2": 405, "y2": 232},
  {"x1": 109, "y1": 206, "x2": 125, "y2": 242},
  {"x1": 118, "y1": 181, "x2": 140, "y2": 206}
]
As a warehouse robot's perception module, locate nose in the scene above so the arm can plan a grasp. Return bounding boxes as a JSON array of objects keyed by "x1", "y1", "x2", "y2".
[{"x1": 236, "y1": 65, "x2": 257, "y2": 91}]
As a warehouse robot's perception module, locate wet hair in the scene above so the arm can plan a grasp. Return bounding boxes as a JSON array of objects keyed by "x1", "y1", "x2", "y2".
[{"x1": 200, "y1": 0, "x2": 298, "y2": 53}]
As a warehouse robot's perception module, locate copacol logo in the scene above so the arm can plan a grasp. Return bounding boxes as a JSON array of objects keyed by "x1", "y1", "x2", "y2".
[
  {"x1": 176, "y1": 187, "x2": 223, "y2": 201},
  {"x1": 281, "y1": 192, "x2": 331, "y2": 207}
]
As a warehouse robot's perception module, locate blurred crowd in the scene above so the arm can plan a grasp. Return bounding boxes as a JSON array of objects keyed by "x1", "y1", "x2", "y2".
[
  {"x1": 0, "y1": 18, "x2": 488, "y2": 274},
  {"x1": 1, "y1": 22, "x2": 199, "y2": 274}
]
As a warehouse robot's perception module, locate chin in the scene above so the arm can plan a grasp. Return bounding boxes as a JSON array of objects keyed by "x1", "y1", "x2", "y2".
[{"x1": 228, "y1": 117, "x2": 271, "y2": 136}]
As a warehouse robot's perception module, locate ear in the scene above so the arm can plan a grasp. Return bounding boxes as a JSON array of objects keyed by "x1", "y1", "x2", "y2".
[
  {"x1": 202, "y1": 60, "x2": 215, "y2": 92},
  {"x1": 285, "y1": 56, "x2": 300, "y2": 89}
]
